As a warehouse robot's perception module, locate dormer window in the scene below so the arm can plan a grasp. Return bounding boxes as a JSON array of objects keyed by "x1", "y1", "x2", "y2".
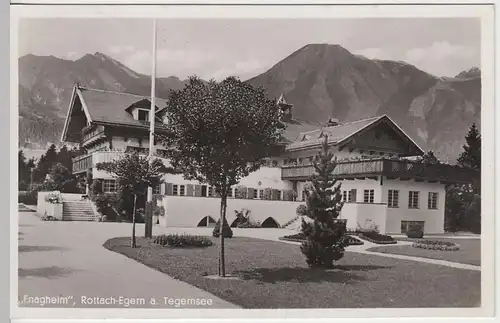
[{"x1": 138, "y1": 109, "x2": 150, "y2": 122}]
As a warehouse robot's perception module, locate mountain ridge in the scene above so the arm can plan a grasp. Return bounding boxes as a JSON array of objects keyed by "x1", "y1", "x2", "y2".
[{"x1": 18, "y1": 45, "x2": 480, "y2": 161}]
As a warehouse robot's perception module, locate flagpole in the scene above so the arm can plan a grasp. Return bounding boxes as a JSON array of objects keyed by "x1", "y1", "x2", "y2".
[{"x1": 146, "y1": 19, "x2": 157, "y2": 238}]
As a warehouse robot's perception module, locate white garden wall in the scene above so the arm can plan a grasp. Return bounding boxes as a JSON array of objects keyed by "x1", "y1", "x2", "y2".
[
  {"x1": 36, "y1": 191, "x2": 63, "y2": 220},
  {"x1": 161, "y1": 196, "x2": 303, "y2": 228},
  {"x1": 340, "y1": 202, "x2": 388, "y2": 233}
]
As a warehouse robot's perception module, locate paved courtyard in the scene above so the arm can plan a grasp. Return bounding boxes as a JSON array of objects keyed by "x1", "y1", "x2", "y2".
[{"x1": 18, "y1": 212, "x2": 236, "y2": 309}]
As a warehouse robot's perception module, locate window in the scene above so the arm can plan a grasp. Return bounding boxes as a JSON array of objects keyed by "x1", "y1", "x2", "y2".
[
  {"x1": 201, "y1": 185, "x2": 207, "y2": 197},
  {"x1": 308, "y1": 156, "x2": 314, "y2": 164},
  {"x1": 173, "y1": 184, "x2": 178, "y2": 196},
  {"x1": 179, "y1": 185, "x2": 185, "y2": 196},
  {"x1": 363, "y1": 189, "x2": 374, "y2": 203},
  {"x1": 388, "y1": 190, "x2": 399, "y2": 208},
  {"x1": 272, "y1": 160, "x2": 278, "y2": 167},
  {"x1": 103, "y1": 180, "x2": 117, "y2": 193},
  {"x1": 298, "y1": 157, "x2": 303, "y2": 164},
  {"x1": 408, "y1": 191, "x2": 420, "y2": 209},
  {"x1": 348, "y1": 189, "x2": 357, "y2": 202},
  {"x1": 342, "y1": 190, "x2": 348, "y2": 202},
  {"x1": 228, "y1": 187, "x2": 233, "y2": 198},
  {"x1": 253, "y1": 189, "x2": 258, "y2": 199},
  {"x1": 153, "y1": 184, "x2": 161, "y2": 195},
  {"x1": 259, "y1": 189, "x2": 264, "y2": 199},
  {"x1": 138, "y1": 109, "x2": 149, "y2": 121},
  {"x1": 302, "y1": 190, "x2": 306, "y2": 201},
  {"x1": 208, "y1": 186, "x2": 213, "y2": 197},
  {"x1": 428, "y1": 192, "x2": 439, "y2": 210}
]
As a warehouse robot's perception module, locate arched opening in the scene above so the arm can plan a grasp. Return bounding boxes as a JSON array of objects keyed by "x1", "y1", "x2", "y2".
[
  {"x1": 261, "y1": 217, "x2": 280, "y2": 228},
  {"x1": 197, "y1": 216, "x2": 216, "y2": 227}
]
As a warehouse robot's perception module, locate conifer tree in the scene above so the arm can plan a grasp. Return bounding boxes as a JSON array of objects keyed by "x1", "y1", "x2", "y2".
[{"x1": 300, "y1": 135, "x2": 348, "y2": 268}]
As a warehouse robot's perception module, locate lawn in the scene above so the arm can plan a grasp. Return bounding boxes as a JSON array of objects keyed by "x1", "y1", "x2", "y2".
[
  {"x1": 368, "y1": 238, "x2": 481, "y2": 266},
  {"x1": 104, "y1": 236, "x2": 480, "y2": 308}
]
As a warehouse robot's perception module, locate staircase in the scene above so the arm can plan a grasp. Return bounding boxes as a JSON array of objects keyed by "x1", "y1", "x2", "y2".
[{"x1": 62, "y1": 201, "x2": 97, "y2": 221}]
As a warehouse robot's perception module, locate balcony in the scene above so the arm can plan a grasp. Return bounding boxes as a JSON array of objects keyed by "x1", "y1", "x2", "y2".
[
  {"x1": 81, "y1": 125, "x2": 106, "y2": 146},
  {"x1": 72, "y1": 151, "x2": 169, "y2": 174},
  {"x1": 281, "y1": 158, "x2": 476, "y2": 184}
]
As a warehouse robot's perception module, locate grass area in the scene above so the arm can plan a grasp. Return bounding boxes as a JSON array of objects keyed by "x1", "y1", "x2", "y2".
[
  {"x1": 104, "y1": 236, "x2": 480, "y2": 308},
  {"x1": 369, "y1": 238, "x2": 481, "y2": 266}
]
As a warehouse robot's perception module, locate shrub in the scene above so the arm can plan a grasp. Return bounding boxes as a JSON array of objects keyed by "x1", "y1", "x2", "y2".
[
  {"x1": 232, "y1": 208, "x2": 260, "y2": 228},
  {"x1": 135, "y1": 208, "x2": 146, "y2": 223},
  {"x1": 283, "y1": 189, "x2": 297, "y2": 201},
  {"x1": 212, "y1": 219, "x2": 233, "y2": 238},
  {"x1": 41, "y1": 215, "x2": 58, "y2": 221},
  {"x1": 234, "y1": 185, "x2": 248, "y2": 199},
  {"x1": 18, "y1": 190, "x2": 38, "y2": 205},
  {"x1": 296, "y1": 204, "x2": 308, "y2": 216},
  {"x1": 153, "y1": 234, "x2": 213, "y2": 247},
  {"x1": 92, "y1": 193, "x2": 119, "y2": 221},
  {"x1": 91, "y1": 179, "x2": 103, "y2": 195},
  {"x1": 407, "y1": 224, "x2": 424, "y2": 239},
  {"x1": 281, "y1": 232, "x2": 364, "y2": 246},
  {"x1": 360, "y1": 231, "x2": 395, "y2": 242},
  {"x1": 412, "y1": 239, "x2": 460, "y2": 251},
  {"x1": 153, "y1": 205, "x2": 165, "y2": 217},
  {"x1": 44, "y1": 192, "x2": 62, "y2": 204}
]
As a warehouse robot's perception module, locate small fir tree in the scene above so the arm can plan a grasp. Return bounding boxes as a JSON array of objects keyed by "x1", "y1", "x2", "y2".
[{"x1": 300, "y1": 135, "x2": 348, "y2": 268}]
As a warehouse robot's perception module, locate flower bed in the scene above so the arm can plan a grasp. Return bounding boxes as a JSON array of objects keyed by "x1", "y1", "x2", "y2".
[
  {"x1": 279, "y1": 233, "x2": 364, "y2": 246},
  {"x1": 358, "y1": 231, "x2": 397, "y2": 245},
  {"x1": 412, "y1": 239, "x2": 460, "y2": 251},
  {"x1": 153, "y1": 234, "x2": 213, "y2": 248}
]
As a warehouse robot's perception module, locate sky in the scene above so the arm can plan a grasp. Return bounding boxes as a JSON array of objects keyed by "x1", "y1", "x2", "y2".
[{"x1": 18, "y1": 18, "x2": 481, "y2": 80}]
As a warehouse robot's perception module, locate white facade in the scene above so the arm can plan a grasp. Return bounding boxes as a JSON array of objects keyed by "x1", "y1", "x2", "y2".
[{"x1": 90, "y1": 148, "x2": 446, "y2": 234}]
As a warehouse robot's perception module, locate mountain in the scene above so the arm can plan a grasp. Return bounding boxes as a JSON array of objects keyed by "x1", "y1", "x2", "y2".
[
  {"x1": 247, "y1": 44, "x2": 481, "y2": 162},
  {"x1": 18, "y1": 52, "x2": 189, "y2": 149},
  {"x1": 18, "y1": 45, "x2": 481, "y2": 161}
]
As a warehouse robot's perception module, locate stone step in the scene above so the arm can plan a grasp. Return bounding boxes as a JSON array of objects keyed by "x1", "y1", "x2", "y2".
[
  {"x1": 64, "y1": 210, "x2": 93, "y2": 213},
  {"x1": 63, "y1": 216, "x2": 96, "y2": 221}
]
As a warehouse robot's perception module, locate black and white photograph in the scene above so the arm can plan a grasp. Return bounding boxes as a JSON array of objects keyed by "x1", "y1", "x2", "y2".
[{"x1": 11, "y1": 3, "x2": 495, "y2": 320}]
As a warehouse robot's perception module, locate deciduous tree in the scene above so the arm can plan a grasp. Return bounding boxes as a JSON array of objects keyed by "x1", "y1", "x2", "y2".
[
  {"x1": 96, "y1": 153, "x2": 171, "y2": 247},
  {"x1": 158, "y1": 76, "x2": 283, "y2": 276}
]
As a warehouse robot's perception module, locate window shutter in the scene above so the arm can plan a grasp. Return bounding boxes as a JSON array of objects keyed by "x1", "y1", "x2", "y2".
[
  {"x1": 248, "y1": 188, "x2": 255, "y2": 199},
  {"x1": 194, "y1": 185, "x2": 202, "y2": 197},
  {"x1": 165, "y1": 183, "x2": 173, "y2": 196},
  {"x1": 186, "y1": 184, "x2": 194, "y2": 197}
]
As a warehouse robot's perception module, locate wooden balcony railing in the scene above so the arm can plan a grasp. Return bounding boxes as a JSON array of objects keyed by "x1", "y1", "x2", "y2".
[
  {"x1": 281, "y1": 158, "x2": 476, "y2": 184},
  {"x1": 72, "y1": 151, "x2": 170, "y2": 174},
  {"x1": 72, "y1": 154, "x2": 93, "y2": 174},
  {"x1": 81, "y1": 125, "x2": 105, "y2": 144}
]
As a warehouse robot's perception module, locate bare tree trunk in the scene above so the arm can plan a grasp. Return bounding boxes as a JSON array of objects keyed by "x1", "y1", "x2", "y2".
[
  {"x1": 131, "y1": 194, "x2": 137, "y2": 248},
  {"x1": 218, "y1": 195, "x2": 227, "y2": 277}
]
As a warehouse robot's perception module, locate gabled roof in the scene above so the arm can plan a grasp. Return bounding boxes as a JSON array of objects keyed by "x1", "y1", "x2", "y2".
[
  {"x1": 277, "y1": 93, "x2": 293, "y2": 109},
  {"x1": 286, "y1": 115, "x2": 424, "y2": 155},
  {"x1": 77, "y1": 86, "x2": 168, "y2": 125},
  {"x1": 61, "y1": 84, "x2": 169, "y2": 142}
]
